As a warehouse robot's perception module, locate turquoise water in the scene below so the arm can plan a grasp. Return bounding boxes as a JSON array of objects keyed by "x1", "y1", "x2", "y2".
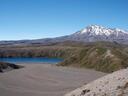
[{"x1": 0, "y1": 57, "x2": 63, "y2": 64}]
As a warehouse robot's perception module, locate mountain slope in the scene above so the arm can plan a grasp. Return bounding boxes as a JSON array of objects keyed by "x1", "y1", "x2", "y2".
[
  {"x1": 65, "y1": 67, "x2": 128, "y2": 96},
  {"x1": 61, "y1": 25, "x2": 128, "y2": 44},
  {"x1": 58, "y1": 42, "x2": 128, "y2": 73}
]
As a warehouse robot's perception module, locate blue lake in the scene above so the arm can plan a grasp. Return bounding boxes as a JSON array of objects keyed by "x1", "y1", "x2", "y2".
[{"x1": 0, "y1": 57, "x2": 63, "y2": 64}]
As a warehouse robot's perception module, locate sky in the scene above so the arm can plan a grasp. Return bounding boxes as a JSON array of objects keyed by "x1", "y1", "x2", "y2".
[{"x1": 0, "y1": 0, "x2": 128, "y2": 40}]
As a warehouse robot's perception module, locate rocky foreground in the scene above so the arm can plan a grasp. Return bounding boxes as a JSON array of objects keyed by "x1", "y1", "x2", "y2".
[{"x1": 65, "y1": 68, "x2": 128, "y2": 96}]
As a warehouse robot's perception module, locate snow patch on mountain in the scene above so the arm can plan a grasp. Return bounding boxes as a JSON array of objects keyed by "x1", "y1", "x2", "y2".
[{"x1": 77, "y1": 25, "x2": 128, "y2": 37}]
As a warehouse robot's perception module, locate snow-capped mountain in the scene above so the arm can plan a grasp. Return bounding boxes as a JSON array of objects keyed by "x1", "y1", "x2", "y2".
[
  {"x1": 74, "y1": 25, "x2": 128, "y2": 36},
  {"x1": 0, "y1": 25, "x2": 128, "y2": 45},
  {"x1": 61, "y1": 25, "x2": 128, "y2": 44}
]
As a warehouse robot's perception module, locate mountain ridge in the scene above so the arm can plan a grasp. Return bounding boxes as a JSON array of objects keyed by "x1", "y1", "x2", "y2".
[
  {"x1": 75, "y1": 25, "x2": 128, "y2": 36},
  {"x1": 0, "y1": 25, "x2": 128, "y2": 46},
  {"x1": 68, "y1": 25, "x2": 128, "y2": 43}
]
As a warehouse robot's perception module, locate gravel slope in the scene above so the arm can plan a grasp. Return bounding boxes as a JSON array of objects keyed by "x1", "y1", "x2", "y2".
[
  {"x1": 65, "y1": 68, "x2": 128, "y2": 96},
  {"x1": 0, "y1": 63, "x2": 105, "y2": 96}
]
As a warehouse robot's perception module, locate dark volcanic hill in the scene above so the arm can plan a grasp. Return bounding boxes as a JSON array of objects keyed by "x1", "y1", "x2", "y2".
[{"x1": 0, "y1": 62, "x2": 22, "y2": 73}]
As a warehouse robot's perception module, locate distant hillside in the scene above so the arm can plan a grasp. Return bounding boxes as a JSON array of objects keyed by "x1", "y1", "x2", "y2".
[
  {"x1": 0, "y1": 42, "x2": 80, "y2": 58},
  {"x1": 58, "y1": 42, "x2": 128, "y2": 73}
]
